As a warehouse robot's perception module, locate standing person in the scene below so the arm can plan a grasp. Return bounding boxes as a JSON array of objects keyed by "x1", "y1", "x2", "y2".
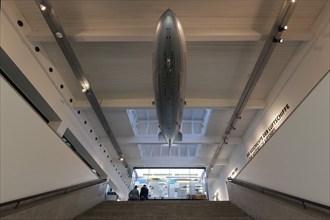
[
  {"x1": 140, "y1": 185, "x2": 149, "y2": 201},
  {"x1": 128, "y1": 185, "x2": 139, "y2": 201}
]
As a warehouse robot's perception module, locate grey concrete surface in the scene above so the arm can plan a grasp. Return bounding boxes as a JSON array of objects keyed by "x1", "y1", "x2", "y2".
[
  {"x1": 73, "y1": 200, "x2": 254, "y2": 220},
  {"x1": 227, "y1": 181, "x2": 330, "y2": 220},
  {"x1": 0, "y1": 182, "x2": 107, "y2": 220}
]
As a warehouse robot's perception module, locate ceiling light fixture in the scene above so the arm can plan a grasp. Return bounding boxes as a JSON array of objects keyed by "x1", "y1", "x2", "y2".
[
  {"x1": 81, "y1": 82, "x2": 90, "y2": 93},
  {"x1": 38, "y1": 3, "x2": 46, "y2": 11},
  {"x1": 273, "y1": 37, "x2": 284, "y2": 43},
  {"x1": 278, "y1": 25, "x2": 288, "y2": 32},
  {"x1": 118, "y1": 155, "x2": 124, "y2": 161},
  {"x1": 55, "y1": 32, "x2": 63, "y2": 38}
]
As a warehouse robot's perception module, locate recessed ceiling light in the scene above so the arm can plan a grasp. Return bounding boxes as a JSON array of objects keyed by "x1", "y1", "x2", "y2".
[{"x1": 56, "y1": 32, "x2": 63, "y2": 38}]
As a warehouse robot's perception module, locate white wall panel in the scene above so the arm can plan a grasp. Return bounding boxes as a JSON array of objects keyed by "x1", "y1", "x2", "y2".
[
  {"x1": 0, "y1": 77, "x2": 98, "y2": 203},
  {"x1": 236, "y1": 73, "x2": 329, "y2": 206}
]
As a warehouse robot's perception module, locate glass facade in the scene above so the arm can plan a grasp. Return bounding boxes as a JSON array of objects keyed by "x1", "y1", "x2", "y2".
[{"x1": 130, "y1": 168, "x2": 207, "y2": 199}]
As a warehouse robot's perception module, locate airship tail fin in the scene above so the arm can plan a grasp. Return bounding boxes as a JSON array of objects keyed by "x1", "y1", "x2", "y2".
[{"x1": 175, "y1": 132, "x2": 182, "y2": 141}]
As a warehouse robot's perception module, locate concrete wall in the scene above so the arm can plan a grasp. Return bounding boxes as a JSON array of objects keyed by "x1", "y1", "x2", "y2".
[
  {"x1": 227, "y1": 182, "x2": 329, "y2": 220},
  {"x1": 0, "y1": 183, "x2": 107, "y2": 220},
  {"x1": 209, "y1": 1, "x2": 329, "y2": 203}
]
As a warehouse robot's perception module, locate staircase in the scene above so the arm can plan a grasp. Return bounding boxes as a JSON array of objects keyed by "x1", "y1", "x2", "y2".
[{"x1": 73, "y1": 200, "x2": 253, "y2": 220}]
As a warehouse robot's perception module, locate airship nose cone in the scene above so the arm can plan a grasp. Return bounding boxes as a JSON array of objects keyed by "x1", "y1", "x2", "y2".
[
  {"x1": 162, "y1": 9, "x2": 175, "y2": 17},
  {"x1": 165, "y1": 9, "x2": 173, "y2": 14}
]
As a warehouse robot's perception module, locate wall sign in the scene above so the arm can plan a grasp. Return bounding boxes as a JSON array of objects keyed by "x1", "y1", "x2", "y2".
[{"x1": 247, "y1": 104, "x2": 290, "y2": 159}]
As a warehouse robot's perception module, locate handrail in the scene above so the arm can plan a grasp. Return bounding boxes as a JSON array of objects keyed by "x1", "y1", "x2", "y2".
[
  {"x1": 0, "y1": 179, "x2": 107, "y2": 209},
  {"x1": 227, "y1": 178, "x2": 330, "y2": 210}
]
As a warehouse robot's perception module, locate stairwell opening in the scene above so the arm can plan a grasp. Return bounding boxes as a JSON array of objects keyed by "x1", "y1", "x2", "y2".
[{"x1": 130, "y1": 168, "x2": 208, "y2": 200}]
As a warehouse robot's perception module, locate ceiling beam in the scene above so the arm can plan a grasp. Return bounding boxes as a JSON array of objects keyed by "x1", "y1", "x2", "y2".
[
  {"x1": 35, "y1": 0, "x2": 131, "y2": 175},
  {"x1": 74, "y1": 98, "x2": 266, "y2": 110},
  {"x1": 127, "y1": 158, "x2": 228, "y2": 167},
  {"x1": 207, "y1": 0, "x2": 297, "y2": 174},
  {"x1": 116, "y1": 135, "x2": 242, "y2": 145},
  {"x1": 25, "y1": 30, "x2": 313, "y2": 42},
  {"x1": 185, "y1": 98, "x2": 266, "y2": 109}
]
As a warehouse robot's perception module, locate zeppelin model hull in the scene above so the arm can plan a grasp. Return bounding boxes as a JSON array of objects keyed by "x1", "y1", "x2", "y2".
[{"x1": 153, "y1": 9, "x2": 187, "y2": 146}]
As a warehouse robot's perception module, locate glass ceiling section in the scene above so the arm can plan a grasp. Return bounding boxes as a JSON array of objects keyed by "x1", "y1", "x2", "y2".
[
  {"x1": 127, "y1": 109, "x2": 212, "y2": 135},
  {"x1": 127, "y1": 109, "x2": 212, "y2": 158},
  {"x1": 138, "y1": 144, "x2": 199, "y2": 157}
]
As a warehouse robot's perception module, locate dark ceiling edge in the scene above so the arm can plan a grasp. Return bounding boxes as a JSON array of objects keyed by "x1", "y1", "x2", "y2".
[
  {"x1": 207, "y1": 0, "x2": 297, "y2": 174},
  {"x1": 34, "y1": 0, "x2": 131, "y2": 176},
  {"x1": 133, "y1": 167, "x2": 206, "y2": 170},
  {"x1": 0, "y1": 47, "x2": 61, "y2": 123},
  {"x1": 63, "y1": 129, "x2": 108, "y2": 179}
]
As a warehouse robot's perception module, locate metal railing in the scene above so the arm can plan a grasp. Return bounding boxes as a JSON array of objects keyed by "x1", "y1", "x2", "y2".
[
  {"x1": 227, "y1": 178, "x2": 330, "y2": 211},
  {"x1": 0, "y1": 179, "x2": 106, "y2": 209}
]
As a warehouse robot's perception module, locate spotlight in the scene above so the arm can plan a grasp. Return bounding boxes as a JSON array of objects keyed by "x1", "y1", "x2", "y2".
[
  {"x1": 273, "y1": 37, "x2": 283, "y2": 43},
  {"x1": 81, "y1": 82, "x2": 90, "y2": 93},
  {"x1": 278, "y1": 25, "x2": 288, "y2": 32},
  {"x1": 37, "y1": 1, "x2": 46, "y2": 11},
  {"x1": 39, "y1": 3, "x2": 46, "y2": 11},
  {"x1": 291, "y1": 0, "x2": 296, "y2": 3},
  {"x1": 118, "y1": 155, "x2": 124, "y2": 161}
]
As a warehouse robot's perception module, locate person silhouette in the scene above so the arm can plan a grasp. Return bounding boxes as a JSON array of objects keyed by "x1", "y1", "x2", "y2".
[
  {"x1": 140, "y1": 185, "x2": 149, "y2": 201},
  {"x1": 128, "y1": 185, "x2": 139, "y2": 201}
]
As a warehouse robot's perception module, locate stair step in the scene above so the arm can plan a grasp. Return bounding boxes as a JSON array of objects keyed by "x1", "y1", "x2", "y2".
[{"x1": 73, "y1": 201, "x2": 253, "y2": 220}]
